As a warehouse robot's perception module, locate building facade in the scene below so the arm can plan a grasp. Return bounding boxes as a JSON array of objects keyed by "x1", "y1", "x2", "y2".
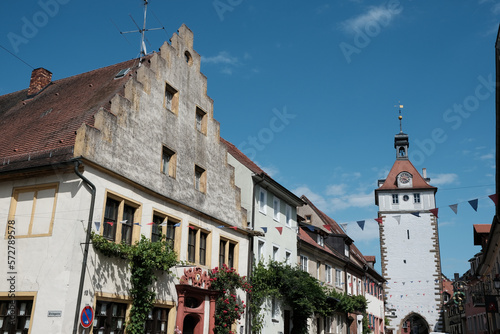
[{"x1": 0, "y1": 25, "x2": 250, "y2": 334}]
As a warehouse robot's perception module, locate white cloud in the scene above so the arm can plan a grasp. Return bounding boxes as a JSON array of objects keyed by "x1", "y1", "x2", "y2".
[
  {"x1": 202, "y1": 51, "x2": 238, "y2": 65},
  {"x1": 344, "y1": 218, "x2": 379, "y2": 242},
  {"x1": 339, "y1": 5, "x2": 400, "y2": 34},
  {"x1": 260, "y1": 165, "x2": 279, "y2": 178},
  {"x1": 429, "y1": 173, "x2": 458, "y2": 186},
  {"x1": 326, "y1": 184, "x2": 346, "y2": 196},
  {"x1": 330, "y1": 191, "x2": 373, "y2": 211},
  {"x1": 492, "y1": 2, "x2": 500, "y2": 14},
  {"x1": 480, "y1": 153, "x2": 494, "y2": 160},
  {"x1": 293, "y1": 186, "x2": 327, "y2": 209}
]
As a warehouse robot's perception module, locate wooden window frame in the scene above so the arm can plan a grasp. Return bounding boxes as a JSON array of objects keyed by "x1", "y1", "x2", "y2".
[
  {"x1": 164, "y1": 82, "x2": 179, "y2": 115},
  {"x1": 101, "y1": 191, "x2": 141, "y2": 246},
  {"x1": 0, "y1": 293, "x2": 36, "y2": 334},
  {"x1": 219, "y1": 237, "x2": 238, "y2": 269},
  {"x1": 161, "y1": 146, "x2": 177, "y2": 178},
  {"x1": 150, "y1": 210, "x2": 181, "y2": 256},
  {"x1": 6, "y1": 183, "x2": 58, "y2": 238},
  {"x1": 187, "y1": 225, "x2": 211, "y2": 267},
  {"x1": 195, "y1": 106, "x2": 207, "y2": 135},
  {"x1": 194, "y1": 165, "x2": 207, "y2": 193}
]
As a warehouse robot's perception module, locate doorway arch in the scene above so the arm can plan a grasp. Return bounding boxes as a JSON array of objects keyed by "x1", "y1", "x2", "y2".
[{"x1": 400, "y1": 312, "x2": 430, "y2": 334}]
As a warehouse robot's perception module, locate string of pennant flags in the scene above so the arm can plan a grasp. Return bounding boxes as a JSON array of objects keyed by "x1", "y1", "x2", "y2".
[
  {"x1": 93, "y1": 221, "x2": 244, "y2": 232},
  {"x1": 350, "y1": 193, "x2": 497, "y2": 231}
]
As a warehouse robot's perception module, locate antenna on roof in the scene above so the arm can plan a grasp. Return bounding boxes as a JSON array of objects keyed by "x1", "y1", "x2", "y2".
[
  {"x1": 394, "y1": 102, "x2": 404, "y2": 133},
  {"x1": 119, "y1": 1, "x2": 166, "y2": 59}
]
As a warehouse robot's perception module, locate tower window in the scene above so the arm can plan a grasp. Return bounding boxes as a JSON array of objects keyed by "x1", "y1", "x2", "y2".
[
  {"x1": 407, "y1": 230, "x2": 410, "y2": 239},
  {"x1": 414, "y1": 193, "x2": 421, "y2": 203},
  {"x1": 392, "y1": 194, "x2": 399, "y2": 204},
  {"x1": 399, "y1": 147, "x2": 406, "y2": 157}
]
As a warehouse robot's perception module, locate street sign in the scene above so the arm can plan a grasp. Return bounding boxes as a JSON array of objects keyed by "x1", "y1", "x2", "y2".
[{"x1": 80, "y1": 306, "x2": 94, "y2": 328}]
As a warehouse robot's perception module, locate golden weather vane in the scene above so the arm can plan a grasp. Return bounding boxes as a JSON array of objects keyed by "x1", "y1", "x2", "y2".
[{"x1": 394, "y1": 102, "x2": 404, "y2": 133}]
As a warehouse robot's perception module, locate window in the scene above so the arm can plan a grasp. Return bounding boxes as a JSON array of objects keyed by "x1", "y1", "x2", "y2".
[
  {"x1": 273, "y1": 196, "x2": 280, "y2": 221},
  {"x1": 337, "y1": 314, "x2": 343, "y2": 333},
  {"x1": 358, "y1": 279, "x2": 362, "y2": 296},
  {"x1": 344, "y1": 243, "x2": 350, "y2": 257},
  {"x1": 347, "y1": 274, "x2": 352, "y2": 294},
  {"x1": 164, "y1": 82, "x2": 179, "y2": 114},
  {"x1": 194, "y1": 165, "x2": 207, "y2": 193},
  {"x1": 285, "y1": 204, "x2": 292, "y2": 228},
  {"x1": 161, "y1": 146, "x2": 176, "y2": 178},
  {"x1": 316, "y1": 262, "x2": 321, "y2": 279},
  {"x1": 335, "y1": 269, "x2": 342, "y2": 287},
  {"x1": 325, "y1": 265, "x2": 332, "y2": 284},
  {"x1": 219, "y1": 238, "x2": 237, "y2": 268},
  {"x1": 259, "y1": 188, "x2": 267, "y2": 214},
  {"x1": 271, "y1": 297, "x2": 278, "y2": 320},
  {"x1": 102, "y1": 194, "x2": 139, "y2": 245},
  {"x1": 94, "y1": 300, "x2": 127, "y2": 334},
  {"x1": 300, "y1": 255, "x2": 308, "y2": 272},
  {"x1": 0, "y1": 299, "x2": 34, "y2": 333},
  {"x1": 272, "y1": 245, "x2": 279, "y2": 261},
  {"x1": 285, "y1": 250, "x2": 291, "y2": 265},
  {"x1": 187, "y1": 226, "x2": 210, "y2": 266},
  {"x1": 392, "y1": 194, "x2": 399, "y2": 204},
  {"x1": 151, "y1": 212, "x2": 179, "y2": 249},
  {"x1": 317, "y1": 234, "x2": 324, "y2": 247},
  {"x1": 7, "y1": 183, "x2": 58, "y2": 237},
  {"x1": 257, "y1": 239, "x2": 265, "y2": 261},
  {"x1": 325, "y1": 316, "x2": 332, "y2": 334},
  {"x1": 414, "y1": 193, "x2": 421, "y2": 203},
  {"x1": 407, "y1": 230, "x2": 410, "y2": 240},
  {"x1": 145, "y1": 307, "x2": 170, "y2": 334},
  {"x1": 305, "y1": 215, "x2": 312, "y2": 223},
  {"x1": 195, "y1": 107, "x2": 207, "y2": 134}
]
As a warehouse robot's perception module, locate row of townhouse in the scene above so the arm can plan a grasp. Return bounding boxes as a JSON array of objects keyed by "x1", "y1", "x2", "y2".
[{"x1": 0, "y1": 24, "x2": 385, "y2": 334}]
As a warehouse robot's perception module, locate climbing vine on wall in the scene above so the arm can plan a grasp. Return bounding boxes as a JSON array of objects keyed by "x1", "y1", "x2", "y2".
[
  {"x1": 249, "y1": 261, "x2": 368, "y2": 334},
  {"x1": 91, "y1": 232, "x2": 178, "y2": 333}
]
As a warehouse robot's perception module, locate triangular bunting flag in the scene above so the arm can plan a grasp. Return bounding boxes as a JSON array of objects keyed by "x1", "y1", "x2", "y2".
[
  {"x1": 394, "y1": 215, "x2": 401, "y2": 224},
  {"x1": 134, "y1": 222, "x2": 142, "y2": 226},
  {"x1": 411, "y1": 212, "x2": 420, "y2": 217},
  {"x1": 229, "y1": 226, "x2": 238, "y2": 230},
  {"x1": 147, "y1": 222, "x2": 154, "y2": 225},
  {"x1": 94, "y1": 221, "x2": 101, "y2": 231},
  {"x1": 120, "y1": 220, "x2": 127, "y2": 224},
  {"x1": 159, "y1": 222, "x2": 167, "y2": 227},
  {"x1": 489, "y1": 194, "x2": 498, "y2": 205},
  {"x1": 375, "y1": 218, "x2": 383, "y2": 224},
  {"x1": 261, "y1": 227, "x2": 268, "y2": 233},
  {"x1": 323, "y1": 224, "x2": 331, "y2": 231},
  {"x1": 106, "y1": 221, "x2": 114, "y2": 226},
  {"x1": 356, "y1": 220, "x2": 365, "y2": 230},
  {"x1": 430, "y1": 208, "x2": 439, "y2": 218},
  {"x1": 276, "y1": 227, "x2": 283, "y2": 235},
  {"x1": 306, "y1": 225, "x2": 315, "y2": 232},
  {"x1": 174, "y1": 223, "x2": 181, "y2": 227},
  {"x1": 449, "y1": 204, "x2": 458, "y2": 214},
  {"x1": 217, "y1": 225, "x2": 225, "y2": 229},
  {"x1": 339, "y1": 223, "x2": 348, "y2": 231},
  {"x1": 468, "y1": 199, "x2": 478, "y2": 211}
]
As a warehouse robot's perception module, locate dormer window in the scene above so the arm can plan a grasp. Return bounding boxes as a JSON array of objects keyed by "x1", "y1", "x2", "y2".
[{"x1": 317, "y1": 234, "x2": 324, "y2": 247}]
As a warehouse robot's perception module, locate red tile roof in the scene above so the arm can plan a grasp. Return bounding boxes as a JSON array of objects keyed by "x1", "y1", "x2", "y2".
[
  {"x1": 0, "y1": 57, "x2": 147, "y2": 172},
  {"x1": 298, "y1": 227, "x2": 336, "y2": 256},
  {"x1": 377, "y1": 160, "x2": 436, "y2": 191},
  {"x1": 220, "y1": 137, "x2": 267, "y2": 176},
  {"x1": 364, "y1": 255, "x2": 376, "y2": 263},
  {"x1": 474, "y1": 224, "x2": 491, "y2": 234},
  {"x1": 300, "y1": 195, "x2": 344, "y2": 234}
]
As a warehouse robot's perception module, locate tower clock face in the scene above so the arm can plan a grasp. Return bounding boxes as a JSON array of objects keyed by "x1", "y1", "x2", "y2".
[{"x1": 399, "y1": 172, "x2": 412, "y2": 184}]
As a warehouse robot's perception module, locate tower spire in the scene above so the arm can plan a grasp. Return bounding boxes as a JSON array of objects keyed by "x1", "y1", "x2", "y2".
[{"x1": 394, "y1": 103, "x2": 409, "y2": 159}]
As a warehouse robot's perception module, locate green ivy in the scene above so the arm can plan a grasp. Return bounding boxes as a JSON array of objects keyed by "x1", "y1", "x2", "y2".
[
  {"x1": 91, "y1": 232, "x2": 178, "y2": 333},
  {"x1": 249, "y1": 261, "x2": 368, "y2": 334}
]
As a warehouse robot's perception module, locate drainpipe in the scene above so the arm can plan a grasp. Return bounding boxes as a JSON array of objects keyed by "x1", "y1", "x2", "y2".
[
  {"x1": 72, "y1": 160, "x2": 96, "y2": 334},
  {"x1": 245, "y1": 174, "x2": 265, "y2": 334}
]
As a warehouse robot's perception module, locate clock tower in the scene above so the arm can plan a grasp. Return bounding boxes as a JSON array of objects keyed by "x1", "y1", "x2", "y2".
[{"x1": 375, "y1": 115, "x2": 443, "y2": 334}]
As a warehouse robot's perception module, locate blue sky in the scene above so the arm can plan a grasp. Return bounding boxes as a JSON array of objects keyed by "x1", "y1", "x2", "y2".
[{"x1": 1, "y1": 0, "x2": 498, "y2": 278}]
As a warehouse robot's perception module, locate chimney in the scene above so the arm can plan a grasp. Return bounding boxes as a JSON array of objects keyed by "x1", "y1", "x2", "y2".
[
  {"x1": 28, "y1": 68, "x2": 52, "y2": 97},
  {"x1": 422, "y1": 168, "x2": 427, "y2": 179}
]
